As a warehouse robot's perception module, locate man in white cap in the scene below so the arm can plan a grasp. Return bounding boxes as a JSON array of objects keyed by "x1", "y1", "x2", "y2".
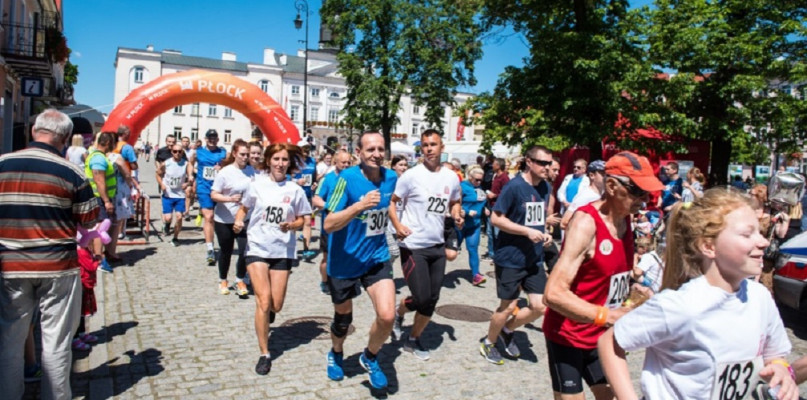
[{"x1": 294, "y1": 139, "x2": 318, "y2": 260}]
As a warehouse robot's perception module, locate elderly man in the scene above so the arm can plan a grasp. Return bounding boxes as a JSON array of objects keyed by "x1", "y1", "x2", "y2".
[
  {"x1": 557, "y1": 159, "x2": 590, "y2": 213},
  {"x1": 0, "y1": 109, "x2": 100, "y2": 400}
]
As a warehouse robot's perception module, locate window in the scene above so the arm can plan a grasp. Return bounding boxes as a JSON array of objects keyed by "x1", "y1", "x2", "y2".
[
  {"x1": 291, "y1": 86, "x2": 300, "y2": 95},
  {"x1": 413, "y1": 105, "x2": 420, "y2": 115},
  {"x1": 311, "y1": 88, "x2": 320, "y2": 97},
  {"x1": 173, "y1": 127, "x2": 182, "y2": 137},
  {"x1": 290, "y1": 105, "x2": 300, "y2": 121},
  {"x1": 208, "y1": 104, "x2": 217, "y2": 116},
  {"x1": 191, "y1": 128, "x2": 199, "y2": 141},
  {"x1": 782, "y1": 85, "x2": 792, "y2": 96},
  {"x1": 224, "y1": 130, "x2": 232, "y2": 144},
  {"x1": 191, "y1": 103, "x2": 200, "y2": 116},
  {"x1": 224, "y1": 107, "x2": 233, "y2": 118},
  {"x1": 310, "y1": 106, "x2": 319, "y2": 122},
  {"x1": 133, "y1": 67, "x2": 144, "y2": 83},
  {"x1": 329, "y1": 91, "x2": 340, "y2": 99},
  {"x1": 328, "y1": 109, "x2": 339, "y2": 124},
  {"x1": 173, "y1": 105, "x2": 183, "y2": 114},
  {"x1": 412, "y1": 122, "x2": 419, "y2": 136},
  {"x1": 259, "y1": 80, "x2": 270, "y2": 93}
]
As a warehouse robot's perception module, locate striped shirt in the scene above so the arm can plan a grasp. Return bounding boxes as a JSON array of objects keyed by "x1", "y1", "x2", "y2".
[{"x1": 0, "y1": 142, "x2": 100, "y2": 278}]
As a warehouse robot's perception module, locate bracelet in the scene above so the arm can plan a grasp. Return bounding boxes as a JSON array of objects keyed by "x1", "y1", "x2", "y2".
[
  {"x1": 593, "y1": 306, "x2": 608, "y2": 327},
  {"x1": 770, "y1": 359, "x2": 796, "y2": 381}
]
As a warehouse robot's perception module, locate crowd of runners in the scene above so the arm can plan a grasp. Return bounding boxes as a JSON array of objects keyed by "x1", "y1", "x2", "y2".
[{"x1": 1, "y1": 108, "x2": 806, "y2": 399}]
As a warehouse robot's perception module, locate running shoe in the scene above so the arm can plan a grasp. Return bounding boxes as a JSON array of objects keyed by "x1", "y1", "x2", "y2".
[
  {"x1": 99, "y1": 258, "x2": 113, "y2": 273},
  {"x1": 298, "y1": 234, "x2": 304, "y2": 241},
  {"x1": 472, "y1": 273, "x2": 487, "y2": 286},
  {"x1": 255, "y1": 355, "x2": 272, "y2": 375},
  {"x1": 235, "y1": 282, "x2": 249, "y2": 296},
  {"x1": 359, "y1": 352, "x2": 388, "y2": 390},
  {"x1": 219, "y1": 282, "x2": 230, "y2": 295},
  {"x1": 72, "y1": 338, "x2": 90, "y2": 351},
  {"x1": 195, "y1": 214, "x2": 203, "y2": 227},
  {"x1": 326, "y1": 350, "x2": 344, "y2": 381},
  {"x1": 23, "y1": 363, "x2": 42, "y2": 383},
  {"x1": 403, "y1": 336, "x2": 430, "y2": 361},
  {"x1": 480, "y1": 341, "x2": 504, "y2": 365},
  {"x1": 320, "y1": 281, "x2": 330, "y2": 295},
  {"x1": 302, "y1": 250, "x2": 317, "y2": 260},
  {"x1": 391, "y1": 315, "x2": 404, "y2": 341},
  {"x1": 170, "y1": 238, "x2": 179, "y2": 247},
  {"x1": 163, "y1": 223, "x2": 171, "y2": 236},
  {"x1": 499, "y1": 330, "x2": 521, "y2": 358},
  {"x1": 79, "y1": 332, "x2": 98, "y2": 343},
  {"x1": 206, "y1": 250, "x2": 215, "y2": 265}
]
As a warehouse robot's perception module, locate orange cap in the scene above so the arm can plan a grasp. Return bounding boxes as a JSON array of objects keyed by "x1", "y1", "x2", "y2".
[{"x1": 605, "y1": 152, "x2": 665, "y2": 192}]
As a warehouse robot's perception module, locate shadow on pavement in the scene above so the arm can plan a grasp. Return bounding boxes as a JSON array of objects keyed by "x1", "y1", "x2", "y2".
[
  {"x1": 442, "y1": 269, "x2": 472, "y2": 289},
  {"x1": 79, "y1": 348, "x2": 164, "y2": 398},
  {"x1": 118, "y1": 247, "x2": 158, "y2": 265},
  {"x1": 269, "y1": 320, "x2": 329, "y2": 361},
  {"x1": 343, "y1": 350, "x2": 399, "y2": 398},
  {"x1": 95, "y1": 321, "x2": 139, "y2": 346}
]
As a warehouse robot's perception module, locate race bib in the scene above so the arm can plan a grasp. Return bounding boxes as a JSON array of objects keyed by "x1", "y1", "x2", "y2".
[
  {"x1": 524, "y1": 201, "x2": 545, "y2": 227},
  {"x1": 302, "y1": 174, "x2": 313, "y2": 186},
  {"x1": 710, "y1": 356, "x2": 763, "y2": 400},
  {"x1": 365, "y1": 208, "x2": 389, "y2": 237},
  {"x1": 426, "y1": 195, "x2": 448, "y2": 215},
  {"x1": 605, "y1": 271, "x2": 630, "y2": 309},
  {"x1": 202, "y1": 166, "x2": 217, "y2": 181},
  {"x1": 263, "y1": 205, "x2": 287, "y2": 226},
  {"x1": 167, "y1": 176, "x2": 182, "y2": 189},
  {"x1": 476, "y1": 189, "x2": 486, "y2": 202}
]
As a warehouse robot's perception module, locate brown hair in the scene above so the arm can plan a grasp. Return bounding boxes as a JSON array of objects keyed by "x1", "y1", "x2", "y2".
[
  {"x1": 221, "y1": 139, "x2": 249, "y2": 167},
  {"x1": 661, "y1": 187, "x2": 754, "y2": 291},
  {"x1": 687, "y1": 167, "x2": 706, "y2": 185},
  {"x1": 264, "y1": 143, "x2": 302, "y2": 173},
  {"x1": 750, "y1": 184, "x2": 768, "y2": 206}
]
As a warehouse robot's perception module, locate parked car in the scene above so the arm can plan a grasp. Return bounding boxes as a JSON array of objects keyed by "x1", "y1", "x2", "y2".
[{"x1": 774, "y1": 254, "x2": 807, "y2": 311}]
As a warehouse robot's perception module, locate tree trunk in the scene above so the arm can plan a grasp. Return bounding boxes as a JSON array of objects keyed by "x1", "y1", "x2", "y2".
[{"x1": 709, "y1": 136, "x2": 731, "y2": 187}]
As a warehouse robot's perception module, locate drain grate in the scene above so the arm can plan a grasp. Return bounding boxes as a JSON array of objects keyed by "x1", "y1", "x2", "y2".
[
  {"x1": 278, "y1": 316, "x2": 354, "y2": 340},
  {"x1": 435, "y1": 304, "x2": 493, "y2": 322}
]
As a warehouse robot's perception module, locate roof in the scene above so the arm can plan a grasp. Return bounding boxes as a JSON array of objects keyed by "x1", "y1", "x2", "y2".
[{"x1": 161, "y1": 52, "x2": 249, "y2": 73}]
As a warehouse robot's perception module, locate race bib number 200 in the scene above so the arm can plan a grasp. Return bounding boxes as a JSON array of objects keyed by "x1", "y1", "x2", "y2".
[
  {"x1": 710, "y1": 357, "x2": 762, "y2": 400},
  {"x1": 365, "y1": 208, "x2": 389, "y2": 237},
  {"x1": 605, "y1": 271, "x2": 630, "y2": 309}
]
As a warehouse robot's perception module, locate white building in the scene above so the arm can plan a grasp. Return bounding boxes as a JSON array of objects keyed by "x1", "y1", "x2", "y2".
[{"x1": 113, "y1": 45, "x2": 484, "y2": 161}]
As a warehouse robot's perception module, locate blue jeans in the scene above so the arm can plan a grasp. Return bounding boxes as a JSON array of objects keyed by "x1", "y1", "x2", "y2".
[
  {"x1": 486, "y1": 219, "x2": 498, "y2": 258},
  {"x1": 458, "y1": 225, "x2": 482, "y2": 276}
]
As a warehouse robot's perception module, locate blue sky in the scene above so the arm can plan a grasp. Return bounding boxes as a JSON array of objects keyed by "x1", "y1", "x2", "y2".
[{"x1": 63, "y1": 0, "x2": 532, "y2": 113}]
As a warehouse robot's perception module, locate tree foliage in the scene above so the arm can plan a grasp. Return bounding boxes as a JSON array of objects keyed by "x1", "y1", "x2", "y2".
[{"x1": 321, "y1": 0, "x2": 483, "y2": 152}]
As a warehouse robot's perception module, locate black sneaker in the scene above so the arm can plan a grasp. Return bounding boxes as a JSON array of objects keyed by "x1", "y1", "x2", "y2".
[
  {"x1": 163, "y1": 223, "x2": 171, "y2": 236},
  {"x1": 170, "y1": 238, "x2": 179, "y2": 247},
  {"x1": 255, "y1": 355, "x2": 272, "y2": 375}
]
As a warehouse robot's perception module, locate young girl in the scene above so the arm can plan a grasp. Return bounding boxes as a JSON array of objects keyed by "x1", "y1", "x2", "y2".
[
  {"x1": 598, "y1": 188, "x2": 798, "y2": 400},
  {"x1": 233, "y1": 143, "x2": 311, "y2": 376},
  {"x1": 73, "y1": 244, "x2": 99, "y2": 350}
]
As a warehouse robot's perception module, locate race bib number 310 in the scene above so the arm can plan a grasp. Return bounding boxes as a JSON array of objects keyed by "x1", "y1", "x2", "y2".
[
  {"x1": 605, "y1": 271, "x2": 630, "y2": 309},
  {"x1": 365, "y1": 208, "x2": 389, "y2": 237},
  {"x1": 710, "y1": 357, "x2": 762, "y2": 400},
  {"x1": 525, "y1": 201, "x2": 545, "y2": 227}
]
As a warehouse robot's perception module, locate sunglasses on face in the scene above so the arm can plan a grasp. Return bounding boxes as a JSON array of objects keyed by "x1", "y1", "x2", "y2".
[
  {"x1": 610, "y1": 176, "x2": 648, "y2": 198},
  {"x1": 171, "y1": 150, "x2": 182, "y2": 154},
  {"x1": 574, "y1": 165, "x2": 585, "y2": 170},
  {"x1": 528, "y1": 157, "x2": 552, "y2": 167}
]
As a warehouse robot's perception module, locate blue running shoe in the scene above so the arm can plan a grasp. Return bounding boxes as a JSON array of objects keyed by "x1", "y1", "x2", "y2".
[
  {"x1": 302, "y1": 250, "x2": 317, "y2": 260},
  {"x1": 99, "y1": 258, "x2": 113, "y2": 273},
  {"x1": 326, "y1": 351, "x2": 344, "y2": 381},
  {"x1": 359, "y1": 352, "x2": 388, "y2": 390}
]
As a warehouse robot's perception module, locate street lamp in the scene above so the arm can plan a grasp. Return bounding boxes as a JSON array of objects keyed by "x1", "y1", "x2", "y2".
[{"x1": 294, "y1": 0, "x2": 309, "y2": 133}]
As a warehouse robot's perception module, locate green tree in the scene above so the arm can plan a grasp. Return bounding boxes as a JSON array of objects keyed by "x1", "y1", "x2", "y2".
[{"x1": 321, "y1": 0, "x2": 483, "y2": 152}]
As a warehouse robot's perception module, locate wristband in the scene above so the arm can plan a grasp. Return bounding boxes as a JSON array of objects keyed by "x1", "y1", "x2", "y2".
[
  {"x1": 770, "y1": 359, "x2": 796, "y2": 382},
  {"x1": 593, "y1": 306, "x2": 608, "y2": 327}
]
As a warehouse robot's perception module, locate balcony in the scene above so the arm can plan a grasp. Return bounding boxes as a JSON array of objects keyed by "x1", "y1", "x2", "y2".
[{"x1": 1, "y1": 12, "x2": 64, "y2": 94}]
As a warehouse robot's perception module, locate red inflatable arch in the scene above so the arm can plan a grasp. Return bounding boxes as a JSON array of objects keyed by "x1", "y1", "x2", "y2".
[{"x1": 102, "y1": 69, "x2": 300, "y2": 145}]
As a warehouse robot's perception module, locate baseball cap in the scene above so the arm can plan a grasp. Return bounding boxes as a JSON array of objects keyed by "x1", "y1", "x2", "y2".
[
  {"x1": 205, "y1": 129, "x2": 218, "y2": 138},
  {"x1": 604, "y1": 152, "x2": 665, "y2": 192},
  {"x1": 587, "y1": 160, "x2": 606, "y2": 173},
  {"x1": 296, "y1": 139, "x2": 311, "y2": 148}
]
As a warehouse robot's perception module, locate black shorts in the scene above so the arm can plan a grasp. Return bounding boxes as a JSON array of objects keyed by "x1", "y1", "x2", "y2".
[
  {"x1": 244, "y1": 256, "x2": 293, "y2": 271},
  {"x1": 495, "y1": 263, "x2": 547, "y2": 300},
  {"x1": 545, "y1": 339, "x2": 607, "y2": 394},
  {"x1": 443, "y1": 217, "x2": 459, "y2": 251},
  {"x1": 328, "y1": 261, "x2": 393, "y2": 305},
  {"x1": 320, "y1": 232, "x2": 329, "y2": 252}
]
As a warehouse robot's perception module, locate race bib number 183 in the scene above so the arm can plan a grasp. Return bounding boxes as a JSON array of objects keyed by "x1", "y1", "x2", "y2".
[{"x1": 710, "y1": 357, "x2": 762, "y2": 400}]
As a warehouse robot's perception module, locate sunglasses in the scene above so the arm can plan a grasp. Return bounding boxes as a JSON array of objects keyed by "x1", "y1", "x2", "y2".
[
  {"x1": 609, "y1": 176, "x2": 648, "y2": 198},
  {"x1": 171, "y1": 150, "x2": 182, "y2": 154},
  {"x1": 528, "y1": 157, "x2": 552, "y2": 167},
  {"x1": 574, "y1": 165, "x2": 585, "y2": 170}
]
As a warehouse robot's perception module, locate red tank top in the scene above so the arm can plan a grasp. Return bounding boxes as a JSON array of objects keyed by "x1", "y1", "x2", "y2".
[{"x1": 542, "y1": 203, "x2": 634, "y2": 349}]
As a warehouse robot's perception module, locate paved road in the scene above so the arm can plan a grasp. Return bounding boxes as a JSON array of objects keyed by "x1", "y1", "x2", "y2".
[{"x1": 25, "y1": 158, "x2": 807, "y2": 399}]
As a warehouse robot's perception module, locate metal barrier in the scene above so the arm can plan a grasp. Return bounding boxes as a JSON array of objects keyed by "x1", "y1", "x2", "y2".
[{"x1": 117, "y1": 194, "x2": 151, "y2": 245}]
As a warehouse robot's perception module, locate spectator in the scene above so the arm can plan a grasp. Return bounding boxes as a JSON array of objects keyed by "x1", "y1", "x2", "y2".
[
  {"x1": 658, "y1": 162, "x2": 683, "y2": 215},
  {"x1": 484, "y1": 157, "x2": 509, "y2": 260},
  {"x1": 0, "y1": 109, "x2": 100, "y2": 399},
  {"x1": 560, "y1": 160, "x2": 606, "y2": 229},
  {"x1": 681, "y1": 167, "x2": 705, "y2": 202},
  {"x1": 557, "y1": 158, "x2": 590, "y2": 213},
  {"x1": 65, "y1": 134, "x2": 88, "y2": 168}
]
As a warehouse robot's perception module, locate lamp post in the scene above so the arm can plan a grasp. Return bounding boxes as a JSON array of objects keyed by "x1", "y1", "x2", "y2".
[{"x1": 294, "y1": 0, "x2": 309, "y2": 133}]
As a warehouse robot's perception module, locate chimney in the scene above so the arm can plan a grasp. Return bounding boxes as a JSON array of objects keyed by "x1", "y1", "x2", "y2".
[
  {"x1": 279, "y1": 54, "x2": 287, "y2": 65},
  {"x1": 222, "y1": 52, "x2": 236, "y2": 61},
  {"x1": 146, "y1": 44, "x2": 154, "y2": 52},
  {"x1": 263, "y1": 48, "x2": 276, "y2": 66}
]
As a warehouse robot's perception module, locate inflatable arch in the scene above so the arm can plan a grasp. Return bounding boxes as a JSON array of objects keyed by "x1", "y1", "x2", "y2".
[{"x1": 102, "y1": 69, "x2": 300, "y2": 145}]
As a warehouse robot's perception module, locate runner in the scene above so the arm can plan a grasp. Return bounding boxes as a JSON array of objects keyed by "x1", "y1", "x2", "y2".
[
  {"x1": 322, "y1": 131, "x2": 397, "y2": 390},
  {"x1": 249, "y1": 142, "x2": 264, "y2": 173},
  {"x1": 190, "y1": 130, "x2": 227, "y2": 265},
  {"x1": 211, "y1": 139, "x2": 255, "y2": 296},
  {"x1": 542, "y1": 151, "x2": 664, "y2": 400},
  {"x1": 313, "y1": 150, "x2": 352, "y2": 295},
  {"x1": 598, "y1": 188, "x2": 798, "y2": 400},
  {"x1": 386, "y1": 155, "x2": 410, "y2": 265},
  {"x1": 182, "y1": 136, "x2": 196, "y2": 220},
  {"x1": 388, "y1": 129, "x2": 463, "y2": 360},
  {"x1": 233, "y1": 143, "x2": 311, "y2": 375},
  {"x1": 479, "y1": 145, "x2": 554, "y2": 365},
  {"x1": 156, "y1": 142, "x2": 193, "y2": 246},
  {"x1": 293, "y1": 141, "x2": 318, "y2": 260}
]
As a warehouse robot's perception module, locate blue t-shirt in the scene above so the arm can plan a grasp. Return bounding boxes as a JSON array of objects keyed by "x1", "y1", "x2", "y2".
[
  {"x1": 565, "y1": 175, "x2": 583, "y2": 203},
  {"x1": 492, "y1": 174, "x2": 550, "y2": 269},
  {"x1": 294, "y1": 156, "x2": 317, "y2": 198},
  {"x1": 120, "y1": 144, "x2": 137, "y2": 163},
  {"x1": 195, "y1": 146, "x2": 227, "y2": 192},
  {"x1": 88, "y1": 152, "x2": 109, "y2": 171},
  {"x1": 460, "y1": 180, "x2": 487, "y2": 229},
  {"x1": 316, "y1": 171, "x2": 339, "y2": 233},
  {"x1": 660, "y1": 177, "x2": 683, "y2": 209},
  {"x1": 325, "y1": 166, "x2": 397, "y2": 279}
]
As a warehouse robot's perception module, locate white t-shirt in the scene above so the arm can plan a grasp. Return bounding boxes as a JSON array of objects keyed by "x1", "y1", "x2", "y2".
[
  {"x1": 637, "y1": 251, "x2": 664, "y2": 293},
  {"x1": 316, "y1": 161, "x2": 331, "y2": 178},
  {"x1": 211, "y1": 164, "x2": 255, "y2": 223},
  {"x1": 162, "y1": 158, "x2": 189, "y2": 199},
  {"x1": 66, "y1": 146, "x2": 87, "y2": 167},
  {"x1": 241, "y1": 175, "x2": 312, "y2": 259},
  {"x1": 566, "y1": 184, "x2": 602, "y2": 216},
  {"x1": 395, "y1": 164, "x2": 461, "y2": 249},
  {"x1": 614, "y1": 276, "x2": 791, "y2": 400}
]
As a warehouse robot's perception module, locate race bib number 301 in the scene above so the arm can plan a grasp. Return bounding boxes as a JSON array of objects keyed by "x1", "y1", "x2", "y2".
[
  {"x1": 525, "y1": 201, "x2": 545, "y2": 227},
  {"x1": 365, "y1": 208, "x2": 389, "y2": 237},
  {"x1": 710, "y1": 357, "x2": 762, "y2": 400},
  {"x1": 202, "y1": 166, "x2": 217, "y2": 181},
  {"x1": 605, "y1": 271, "x2": 630, "y2": 309}
]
